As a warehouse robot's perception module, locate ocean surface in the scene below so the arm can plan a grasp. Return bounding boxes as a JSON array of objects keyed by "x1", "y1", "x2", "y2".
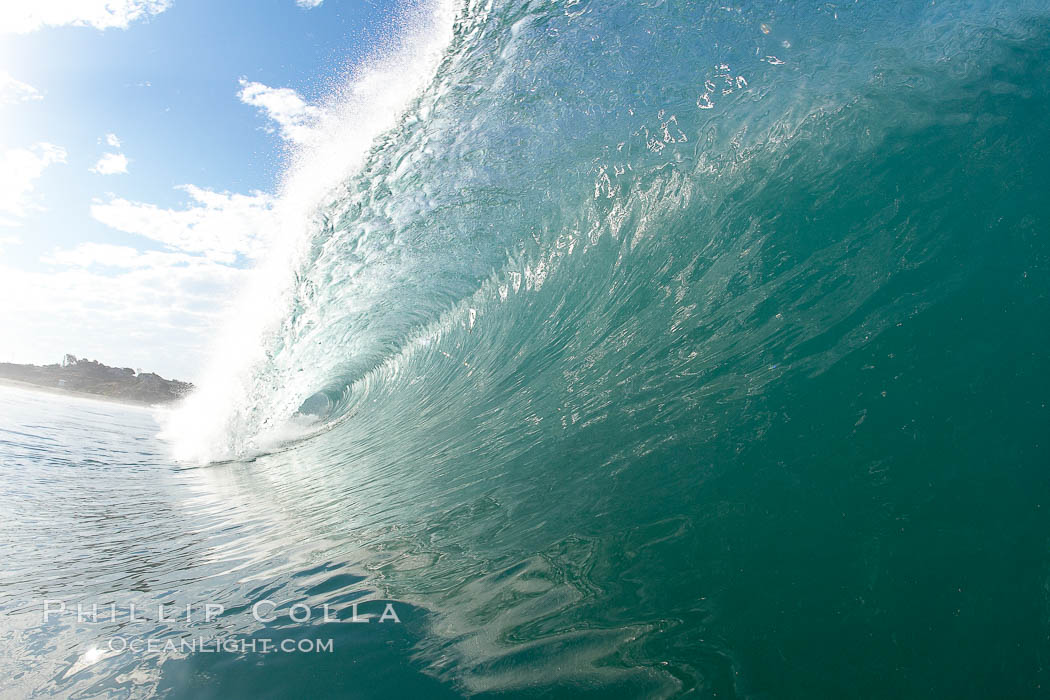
[{"x1": 4, "y1": 0, "x2": 1050, "y2": 697}]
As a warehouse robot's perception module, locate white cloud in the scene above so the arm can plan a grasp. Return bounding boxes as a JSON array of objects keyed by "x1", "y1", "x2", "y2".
[
  {"x1": 90, "y1": 185, "x2": 276, "y2": 263},
  {"x1": 2, "y1": 183, "x2": 278, "y2": 378},
  {"x1": 0, "y1": 234, "x2": 21, "y2": 255},
  {"x1": 90, "y1": 152, "x2": 129, "y2": 175},
  {"x1": 238, "y1": 79, "x2": 319, "y2": 144},
  {"x1": 0, "y1": 142, "x2": 67, "y2": 226},
  {"x1": 42, "y1": 242, "x2": 196, "y2": 269},
  {"x1": 0, "y1": 71, "x2": 42, "y2": 104},
  {"x1": 0, "y1": 0, "x2": 172, "y2": 34},
  {"x1": 0, "y1": 254, "x2": 250, "y2": 380},
  {"x1": 297, "y1": 0, "x2": 324, "y2": 8},
  {"x1": 91, "y1": 135, "x2": 128, "y2": 174}
]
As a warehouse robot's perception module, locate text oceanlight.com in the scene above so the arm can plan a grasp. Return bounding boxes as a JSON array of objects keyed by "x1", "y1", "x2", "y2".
[{"x1": 107, "y1": 637, "x2": 336, "y2": 654}]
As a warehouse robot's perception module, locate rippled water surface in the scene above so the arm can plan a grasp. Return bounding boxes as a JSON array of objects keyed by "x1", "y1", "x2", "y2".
[
  {"x1": 5, "y1": 0, "x2": 1050, "y2": 697},
  {"x1": 0, "y1": 388, "x2": 458, "y2": 697}
]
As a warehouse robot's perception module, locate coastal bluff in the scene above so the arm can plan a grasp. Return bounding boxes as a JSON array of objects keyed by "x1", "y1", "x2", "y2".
[{"x1": 0, "y1": 355, "x2": 193, "y2": 405}]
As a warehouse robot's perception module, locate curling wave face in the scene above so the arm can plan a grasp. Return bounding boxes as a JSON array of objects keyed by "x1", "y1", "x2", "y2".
[
  {"x1": 157, "y1": 0, "x2": 1050, "y2": 695},
  {"x1": 170, "y1": 0, "x2": 1050, "y2": 466}
]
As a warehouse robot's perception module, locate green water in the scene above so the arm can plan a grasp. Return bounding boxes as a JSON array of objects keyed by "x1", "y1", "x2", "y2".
[{"x1": 4, "y1": 0, "x2": 1050, "y2": 697}]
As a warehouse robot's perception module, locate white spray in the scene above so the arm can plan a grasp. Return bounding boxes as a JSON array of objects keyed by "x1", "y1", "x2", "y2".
[{"x1": 161, "y1": 0, "x2": 459, "y2": 464}]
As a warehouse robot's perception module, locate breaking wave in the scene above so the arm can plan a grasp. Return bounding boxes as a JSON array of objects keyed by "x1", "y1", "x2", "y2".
[{"x1": 154, "y1": 0, "x2": 1050, "y2": 695}]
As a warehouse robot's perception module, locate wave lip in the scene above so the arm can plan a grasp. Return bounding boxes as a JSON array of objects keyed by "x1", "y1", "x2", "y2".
[{"x1": 161, "y1": 0, "x2": 460, "y2": 464}]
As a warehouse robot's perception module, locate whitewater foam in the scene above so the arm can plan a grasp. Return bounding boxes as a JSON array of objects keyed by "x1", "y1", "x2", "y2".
[{"x1": 162, "y1": 0, "x2": 459, "y2": 464}]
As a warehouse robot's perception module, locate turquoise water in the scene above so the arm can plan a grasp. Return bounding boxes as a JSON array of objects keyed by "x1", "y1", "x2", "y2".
[{"x1": 5, "y1": 0, "x2": 1050, "y2": 697}]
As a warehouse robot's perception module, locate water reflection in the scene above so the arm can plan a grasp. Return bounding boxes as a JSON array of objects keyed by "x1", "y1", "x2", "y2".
[{"x1": 0, "y1": 387, "x2": 449, "y2": 698}]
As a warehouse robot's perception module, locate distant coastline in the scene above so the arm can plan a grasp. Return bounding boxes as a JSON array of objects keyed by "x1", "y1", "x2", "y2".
[{"x1": 0, "y1": 356, "x2": 193, "y2": 406}]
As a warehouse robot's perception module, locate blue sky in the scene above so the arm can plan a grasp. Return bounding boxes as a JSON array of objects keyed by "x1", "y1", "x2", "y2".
[{"x1": 0, "y1": 0, "x2": 405, "y2": 379}]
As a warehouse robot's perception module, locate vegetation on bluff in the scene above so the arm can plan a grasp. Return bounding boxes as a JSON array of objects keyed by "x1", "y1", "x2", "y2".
[{"x1": 0, "y1": 355, "x2": 193, "y2": 404}]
